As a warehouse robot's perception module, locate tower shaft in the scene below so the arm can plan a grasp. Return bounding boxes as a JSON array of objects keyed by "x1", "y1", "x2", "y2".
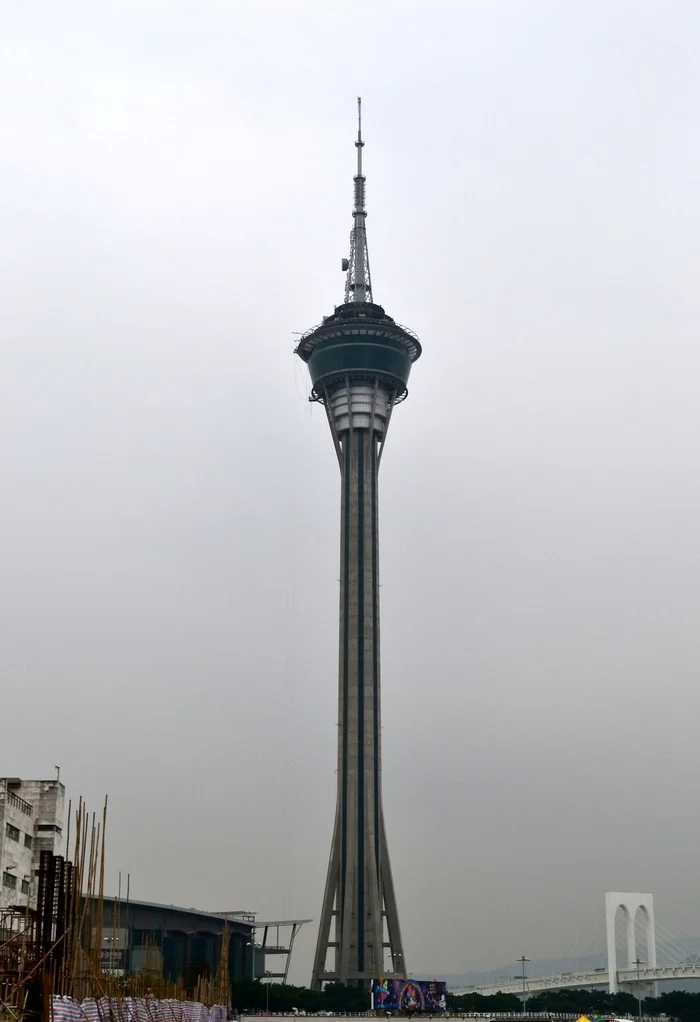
[{"x1": 311, "y1": 383, "x2": 405, "y2": 988}]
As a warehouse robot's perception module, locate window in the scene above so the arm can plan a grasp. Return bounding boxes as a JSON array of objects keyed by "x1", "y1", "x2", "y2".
[
  {"x1": 36, "y1": 824, "x2": 61, "y2": 833},
  {"x1": 24, "y1": 834, "x2": 32, "y2": 849},
  {"x1": 2, "y1": 872, "x2": 17, "y2": 890},
  {"x1": 5, "y1": 824, "x2": 20, "y2": 842},
  {"x1": 21, "y1": 879, "x2": 30, "y2": 895}
]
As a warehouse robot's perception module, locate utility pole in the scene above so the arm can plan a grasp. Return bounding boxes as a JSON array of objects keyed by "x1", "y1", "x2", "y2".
[
  {"x1": 517, "y1": 956, "x2": 530, "y2": 1013},
  {"x1": 633, "y1": 958, "x2": 645, "y2": 1021}
]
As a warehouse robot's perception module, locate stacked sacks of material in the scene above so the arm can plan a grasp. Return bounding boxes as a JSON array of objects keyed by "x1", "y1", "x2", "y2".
[{"x1": 50, "y1": 996, "x2": 228, "y2": 1022}]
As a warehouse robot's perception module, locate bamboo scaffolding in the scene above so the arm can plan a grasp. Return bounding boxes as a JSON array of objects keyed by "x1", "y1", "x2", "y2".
[{"x1": 2, "y1": 795, "x2": 230, "y2": 1017}]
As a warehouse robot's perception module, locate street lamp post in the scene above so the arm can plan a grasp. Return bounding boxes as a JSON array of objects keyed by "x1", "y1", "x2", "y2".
[
  {"x1": 516, "y1": 957, "x2": 530, "y2": 1014},
  {"x1": 633, "y1": 958, "x2": 645, "y2": 1021}
]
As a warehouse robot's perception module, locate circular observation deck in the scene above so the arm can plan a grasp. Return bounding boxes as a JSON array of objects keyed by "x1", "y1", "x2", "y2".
[{"x1": 295, "y1": 302, "x2": 421, "y2": 402}]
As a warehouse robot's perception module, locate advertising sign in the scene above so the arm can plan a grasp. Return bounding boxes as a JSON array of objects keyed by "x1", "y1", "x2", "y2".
[
  {"x1": 100, "y1": 948, "x2": 127, "y2": 973},
  {"x1": 372, "y1": 979, "x2": 448, "y2": 1012}
]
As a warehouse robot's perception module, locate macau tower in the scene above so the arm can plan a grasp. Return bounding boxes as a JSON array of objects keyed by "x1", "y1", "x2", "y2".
[{"x1": 296, "y1": 100, "x2": 421, "y2": 989}]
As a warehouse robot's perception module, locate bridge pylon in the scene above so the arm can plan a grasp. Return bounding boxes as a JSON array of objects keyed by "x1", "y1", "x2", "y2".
[{"x1": 605, "y1": 892, "x2": 657, "y2": 994}]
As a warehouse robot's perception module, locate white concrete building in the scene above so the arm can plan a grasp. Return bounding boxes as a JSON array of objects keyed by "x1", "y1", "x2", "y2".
[{"x1": 0, "y1": 777, "x2": 65, "y2": 910}]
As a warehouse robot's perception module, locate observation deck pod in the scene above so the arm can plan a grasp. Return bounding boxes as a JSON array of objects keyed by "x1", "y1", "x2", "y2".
[{"x1": 296, "y1": 301, "x2": 421, "y2": 403}]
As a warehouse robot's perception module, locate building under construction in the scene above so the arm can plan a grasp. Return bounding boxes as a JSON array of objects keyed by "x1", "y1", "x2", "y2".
[
  {"x1": 0, "y1": 790, "x2": 309, "y2": 1021},
  {"x1": 0, "y1": 797, "x2": 242, "y2": 1019},
  {"x1": 0, "y1": 778, "x2": 65, "y2": 912}
]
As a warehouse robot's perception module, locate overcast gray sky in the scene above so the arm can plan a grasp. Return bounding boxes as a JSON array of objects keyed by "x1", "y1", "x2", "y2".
[{"x1": 2, "y1": 0, "x2": 700, "y2": 985}]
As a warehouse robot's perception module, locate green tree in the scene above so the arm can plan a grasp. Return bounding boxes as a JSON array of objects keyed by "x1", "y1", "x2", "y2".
[
  {"x1": 229, "y1": 979, "x2": 370, "y2": 1014},
  {"x1": 447, "y1": 991, "x2": 523, "y2": 1012},
  {"x1": 324, "y1": 982, "x2": 371, "y2": 1012},
  {"x1": 645, "y1": 990, "x2": 700, "y2": 1022},
  {"x1": 527, "y1": 987, "x2": 638, "y2": 1015}
]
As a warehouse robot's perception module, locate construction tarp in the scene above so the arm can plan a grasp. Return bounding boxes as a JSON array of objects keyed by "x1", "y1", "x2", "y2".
[{"x1": 51, "y1": 996, "x2": 227, "y2": 1022}]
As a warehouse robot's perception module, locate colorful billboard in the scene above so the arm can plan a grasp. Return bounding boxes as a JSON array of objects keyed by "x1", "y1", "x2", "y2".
[{"x1": 372, "y1": 979, "x2": 448, "y2": 1012}]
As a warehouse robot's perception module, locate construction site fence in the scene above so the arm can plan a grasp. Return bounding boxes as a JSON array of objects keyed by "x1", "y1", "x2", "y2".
[{"x1": 233, "y1": 1015, "x2": 665, "y2": 1020}]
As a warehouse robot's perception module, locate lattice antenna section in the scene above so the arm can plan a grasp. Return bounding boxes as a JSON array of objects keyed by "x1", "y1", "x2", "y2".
[{"x1": 343, "y1": 97, "x2": 373, "y2": 304}]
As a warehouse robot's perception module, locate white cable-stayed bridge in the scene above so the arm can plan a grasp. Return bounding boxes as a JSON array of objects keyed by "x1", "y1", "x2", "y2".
[{"x1": 453, "y1": 893, "x2": 700, "y2": 999}]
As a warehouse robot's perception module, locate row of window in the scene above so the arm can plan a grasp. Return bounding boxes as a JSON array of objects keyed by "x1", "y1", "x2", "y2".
[
  {"x1": 5, "y1": 823, "x2": 33, "y2": 848},
  {"x1": 2, "y1": 872, "x2": 29, "y2": 894}
]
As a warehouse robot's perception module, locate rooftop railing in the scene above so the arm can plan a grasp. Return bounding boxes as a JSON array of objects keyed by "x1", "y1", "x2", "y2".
[{"x1": 0, "y1": 788, "x2": 33, "y2": 816}]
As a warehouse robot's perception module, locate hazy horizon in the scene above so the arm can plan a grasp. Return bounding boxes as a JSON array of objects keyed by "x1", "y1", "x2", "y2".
[{"x1": 3, "y1": 0, "x2": 700, "y2": 985}]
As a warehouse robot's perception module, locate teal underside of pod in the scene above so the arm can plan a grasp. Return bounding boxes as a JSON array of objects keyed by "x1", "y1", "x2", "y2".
[{"x1": 307, "y1": 335, "x2": 413, "y2": 391}]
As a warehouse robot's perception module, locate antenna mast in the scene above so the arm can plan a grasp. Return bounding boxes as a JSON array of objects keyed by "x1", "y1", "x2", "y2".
[{"x1": 343, "y1": 97, "x2": 373, "y2": 304}]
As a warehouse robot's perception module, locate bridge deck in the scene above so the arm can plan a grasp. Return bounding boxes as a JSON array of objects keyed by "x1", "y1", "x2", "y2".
[{"x1": 453, "y1": 963, "x2": 700, "y2": 997}]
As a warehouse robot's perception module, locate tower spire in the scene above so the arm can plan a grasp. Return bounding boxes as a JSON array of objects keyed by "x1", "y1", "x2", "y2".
[{"x1": 344, "y1": 96, "x2": 373, "y2": 304}]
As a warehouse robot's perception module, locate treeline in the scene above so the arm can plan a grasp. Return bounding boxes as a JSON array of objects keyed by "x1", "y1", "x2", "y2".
[
  {"x1": 449, "y1": 987, "x2": 700, "y2": 1021},
  {"x1": 229, "y1": 982, "x2": 700, "y2": 1018},
  {"x1": 445, "y1": 990, "x2": 637, "y2": 1014},
  {"x1": 446, "y1": 992, "x2": 523, "y2": 1012},
  {"x1": 230, "y1": 980, "x2": 370, "y2": 1013},
  {"x1": 523, "y1": 989, "x2": 639, "y2": 1014},
  {"x1": 645, "y1": 991, "x2": 700, "y2": 1022},
  {"x1": 447, "y1": 988, "x2": 642, "y2": 1015}
]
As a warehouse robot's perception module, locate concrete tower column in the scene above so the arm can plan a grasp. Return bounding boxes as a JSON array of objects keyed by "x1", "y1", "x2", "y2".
[{"x1": 309, "y1": 381, "x2": 408, "y2": 986}]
